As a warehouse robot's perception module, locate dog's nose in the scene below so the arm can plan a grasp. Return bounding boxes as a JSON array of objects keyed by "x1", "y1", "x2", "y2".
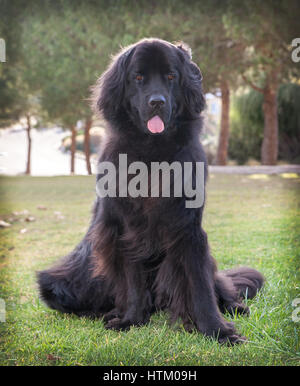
[{"x1": 149, "y1": 95, "x2": 166, "y2": 108}]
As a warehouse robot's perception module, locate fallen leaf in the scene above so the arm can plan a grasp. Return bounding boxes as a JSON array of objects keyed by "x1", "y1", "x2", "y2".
[
  {"x1": 37, "y1": 205, "x2": 47, "y2": 210},
  {"x1": 0, "y1": 220, "x2": 11, "y2": 228},
  {"x1": 46, "y1": 354, "x2": 60, "y2": 361},
  {"x1": 8, "y1": 217, "x2": 18, "y2": 223},
  {"x1": 54, "y1": 211, "x2": 65, "y2": 220},
  {"x1": 25, "y1": 216, "x2": 36, "y2": 222},
  {"x1": 12, "y1": 210, "x2": 29, "y2": 216}
]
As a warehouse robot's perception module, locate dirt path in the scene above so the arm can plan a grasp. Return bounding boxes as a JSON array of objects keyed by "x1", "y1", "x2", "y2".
[
  {"x1": 0, "y1": 127, "x2": 299, "y2": 176},
  {"x1": 0, "y1": 127, "x2": 96, "y2": 176}
]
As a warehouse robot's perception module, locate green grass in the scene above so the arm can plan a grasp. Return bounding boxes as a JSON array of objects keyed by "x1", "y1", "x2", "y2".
[{"x1": 0, "y1": 173, "x2": 299, "y2": 366}]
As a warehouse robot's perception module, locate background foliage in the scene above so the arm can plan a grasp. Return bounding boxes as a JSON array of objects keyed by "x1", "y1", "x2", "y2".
[{"x1": 229, "y1": 84, "x2": 300, "y2": 164}]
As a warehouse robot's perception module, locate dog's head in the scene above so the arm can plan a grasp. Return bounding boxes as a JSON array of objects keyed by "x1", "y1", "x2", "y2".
[{"x1": 93, "y1": 38, "x2": 205, "y2": 136}]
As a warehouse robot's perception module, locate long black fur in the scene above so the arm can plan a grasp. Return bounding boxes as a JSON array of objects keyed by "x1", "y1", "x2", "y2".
[{"x1": 37, "y1": 38, "x2": 264, "y2": 344}]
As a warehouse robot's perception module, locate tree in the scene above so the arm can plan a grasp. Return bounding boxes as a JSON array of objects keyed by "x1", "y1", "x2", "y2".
[
  {"x1": 166, "y1": 0, "x2": 246, "y2": 165},
  {"x1": 0, "y1": 1, "x2": 23, "y2": 128},
  {"x1": 84, "y1": 118, "x2": 93, "y2": 175},
  {"x1": 20, "y1": 1, "x2": 118, "y2": 174},
  {"x1": 0, "y1": 0, "x2": 40, "y2": 175},
  {"x1": 224, "y1": 0, "x2": 300, "y2": 165},
  {"x1": 229, "y1": 83, "x2": 300, "y2": 164}
]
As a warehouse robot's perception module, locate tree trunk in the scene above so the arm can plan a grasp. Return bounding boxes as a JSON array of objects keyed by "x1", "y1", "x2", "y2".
[
  {"x1": 261, "y1": 71, "x2": 279, "y2": 165},
  {"x1": 216, "y1": 80, "x2": 230, "y2": 165},
  {"x1": 84, "y1": 118, "x2": 92, "y2": 175},
  {"x1": 70, "y1": 126, "x2": 76, "y2": 175},
  {"x1": 25, "y1": 114, "x2": 32, "y2": 175}
]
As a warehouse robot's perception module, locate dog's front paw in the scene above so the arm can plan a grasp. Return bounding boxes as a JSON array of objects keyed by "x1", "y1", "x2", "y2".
[
  {"x1": 105, "y1": 317, "x2": 131, "y2": 331},
  {"x1": 225, "y1": 302, "x2": 250, "y2": 317},
  {"x1": 219, "y1": 322, "x2": 246, "y2": 345},
  {"x1": 214, "y1": 321, "x2": 247, "y2": 345},
  {"x1": 103, "y1": 309, "x2": 121, "y2": 323},
  {"x1": 218, "y1": 333, "x2": 247, "y2": 345},
  {"x1": 104, "y1": 314, "x2": 149, "y2": 331}
]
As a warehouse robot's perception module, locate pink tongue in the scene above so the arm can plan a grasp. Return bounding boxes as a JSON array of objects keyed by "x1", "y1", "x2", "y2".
[{"x1": 147, "y1": 115, "x2": 165, "y2": 133}]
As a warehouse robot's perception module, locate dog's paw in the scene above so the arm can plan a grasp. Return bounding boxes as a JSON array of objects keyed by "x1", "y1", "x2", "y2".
[
  {"x1": 218, "y1": 333, "x2": 247, "y2": 345},
  {"x1": 104, "y1": 314, "x2": 149, "y2": 331},
  {"x1": 182, "y1": 319, "x2": 196, "y2": 333},
  {"x1": 104, "y1": 317, "x2": 132, "y2": 331},
  {"x1": 103, "y1": 309, "x2": 121, "y2": 323},
  {"x1": 214, "y1": 321, "x2": 247, "y2": 345},
  {"x1": 225, "y1": 302, "x2": 250, "y2": 317}
]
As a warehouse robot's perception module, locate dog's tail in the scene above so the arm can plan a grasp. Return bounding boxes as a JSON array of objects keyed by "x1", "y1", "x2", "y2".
[
  {"x1": 222, "y1": 267, "x2": 265, "y2": 299},
  {"x1": 37, "y1": 237, "x2": 106, "y2": 315}
]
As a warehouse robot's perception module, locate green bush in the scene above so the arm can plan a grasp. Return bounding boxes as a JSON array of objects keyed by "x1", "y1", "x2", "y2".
[
  {"x1": 277, "y1": 84, "x2": 300, "y2": 163},
  {"x1": 62, "y1": 132, "x2": 102, "y2": 155},
  {"x1": 229, "y1": 83, "x2": 300, "y2": 164},
  {"x1": 228, "y1": 90, "x2": 264, "y2": 164}
]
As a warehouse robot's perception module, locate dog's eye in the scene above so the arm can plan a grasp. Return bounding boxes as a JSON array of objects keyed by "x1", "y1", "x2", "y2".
[
  {"x1": 135, "y1": 74, "x2": 143, "y2": 81},
  {"x1": 167, "y1": 74, "x2": 175, "y2": 80}
]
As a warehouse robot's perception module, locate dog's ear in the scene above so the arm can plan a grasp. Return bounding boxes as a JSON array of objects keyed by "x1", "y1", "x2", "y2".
[
  {"x1": 175, "y1": 42, "x2": 205, "y2": 117},
  {"x1": 175, "y1": 41, "x2": 193, "y2": 60},
  {"x1": 92, "y1": 46, "x2": 135, "y2": 120}
]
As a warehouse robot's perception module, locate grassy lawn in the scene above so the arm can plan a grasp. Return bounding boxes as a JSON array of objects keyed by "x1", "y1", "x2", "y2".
[{"x1": 0, "y1": 173, "x2": 299, "y2": 366}]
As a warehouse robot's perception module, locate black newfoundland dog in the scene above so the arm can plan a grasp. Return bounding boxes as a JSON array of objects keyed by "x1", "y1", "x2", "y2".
[{"x1": 38, "y1": 38, "x2": 264, "y2": 344}]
